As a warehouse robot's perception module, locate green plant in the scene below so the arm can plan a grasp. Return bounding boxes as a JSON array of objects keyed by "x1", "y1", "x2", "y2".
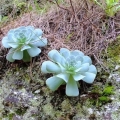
[
  {"x1": 0, "y1": 16, "x2": 9, "y2": 25},
  {"x1": 33, "y1": 0, "x2": 57, "y2": 14},
  {"x1": 94, "y1": 0, "x2": 120, "y2": 17},
  {"x1": 103, "y1": 85, "x2": 114, "y2": 95},
  {"x1": 90, "y1": 84, "x2": 114, "y2": 106},
  {"x1": 41, "y1": 48, "x2": 97, "y2": 96},
  {"x1": 98, "y1": 85, "x2": 114, "y2": 105},
  {"x1": 2, "y1": 26, "x2": 47, "y2": 62}
]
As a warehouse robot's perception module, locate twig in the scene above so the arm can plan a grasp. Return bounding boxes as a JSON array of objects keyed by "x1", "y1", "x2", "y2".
[
  {"x1": 29, "y1": 58, "x2": 33, "y2": 80},
  {"x1": 54, "y1": 0, "x2": 72, "y2": 14},
  {"x1": 69, "y1": 0, "x2": 75, "y2": 17},
  {"x1": 0, "y1": 28, "x2": 4, "y2": 35},
  {"x1": 46, "y1": 0, "x2": 55, "y2": 4}
]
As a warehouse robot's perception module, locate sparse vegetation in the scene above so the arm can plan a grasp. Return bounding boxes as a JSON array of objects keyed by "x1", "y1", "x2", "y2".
[{"x1": 88, "y1": 83, "x2": 114, "y2": 107}]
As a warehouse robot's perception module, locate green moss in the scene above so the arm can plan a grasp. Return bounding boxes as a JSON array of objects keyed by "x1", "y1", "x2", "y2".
[
  {"x1": 8, "y1": 113, "x2": 15, "y2": 120},
  {"x1": 61, "y1": 99, "x2": 72, "y2": 112},
  {"x1": 107, "y1": 40, "x2": 120, "y2": 61},
  {"x1": 74, "y1": 103, "x2": 89, "y2": 118},
  {"x1": 54, "y1": 110, "x2": 63, "y2": 119},
  {"x1": 89, "y1": 84, "x2": 114, "y2": 107},
  {"x1": 103, "y1": 85, "x2": 114, "y2": 95},
  {"x1": 65, "y1": 33, "x2": 74, "y2": 42},
  {"x1": 104, "y1": 36, "x2": 120, "y2": 70},
  {"x1": 15, "y1": 108, "x2": 27, "y2": 115},
  {"x1": 98, "y1": 96, "x2": 111, "y2": 103},
  {"x1": 43, "y1": 103, "x2": 54, "y2": 117}
]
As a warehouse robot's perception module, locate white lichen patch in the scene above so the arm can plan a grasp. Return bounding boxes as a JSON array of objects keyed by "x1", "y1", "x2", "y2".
[
  {"x1": 43, "y1": 103, "x2": 54, "y2": 117},
  {"x1": 61, "y1": 99, "x2": 72, "y2": 112}
]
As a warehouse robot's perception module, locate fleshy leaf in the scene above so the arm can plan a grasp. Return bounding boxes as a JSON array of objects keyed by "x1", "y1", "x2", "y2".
[
  {"x1": 8, "y1": 29, "x2": 14, "y2": 34},
  {"x1": 41, "y1": 61, "x2": 61, "y2": 73},
  {"x1": 31, "y1": 38, "x2": 47, "y2": 47},
  {"x1": 2, "y1": 37, "x2": 10, "y2": 48},
  {"x1": 71, "y1": 50, "x2": 81, "y2": 56},
  {"x1": 6, "y1": 48, "x2": 15, "y2": 62},
  {"x1": 60, "y1": 48, "x2": 70, "y2": 54},
  {"x1": 48, "y1": 49, "x2": 59, "y2": 60},
  {"x1": 27, "y1": 46, "x2": 41, "y2": 57},
  {"x1": 76, "y1": 56, "x2": 83, "y2": 61},
  {"x1": 13, "y1": 50, "x2": 23, "y2": 60},
  {"x1": 73, "y1": 74, "x2": 85, "y2": 81},
  {"x1": 75, "y1": 61, "x2": 81, "y2": 70},
  {"x1": 21, "y1": 45, "x2": 31, "y2": 51},
  {"x1": 74, "y1": 50, "x2": 84, "y2": 56},
  {"x1": 7, "y1": 33, "x2": 17, "y2": 42},
  {"x1": 80, "y1": 63, "x2": 89, "y2": 72},
  {"x1": 41, "y1": 61, "x2": 50, "y2": 73},
  {"x1": 88, "y1": 65, "x2": 97, "y2": 74},
  {"x1": 66, "y1": 76, "x2": 79, "y2": 96},
  {"x1": 67, "y1": 55, "x2": 75, "y2": 62},
  {"x1": 8, "y1": 43, "x2": 19, "y2": 48},
  {"x1": 56, "y1": 73, "x2": 70, "y2": 83},
  {"x1": 26, "y1": 26, "x2": 34, "y2": 30},
  {"x1": 60, "y1": 48, "x2": 70, "y2": 58},
  {"x1": 46, "y1": 76, "x2": 64, "y2": 91},
  {"x1": 82, "y1": 72, "x2": 96, "y2": 83},
  {"x1": 34, "y1": 28, "x2": 43, "y2": 36},
  {"x1": 46, "y1": 61, "x2": 61, "y2": 73},
  {"x1": 50, "y1": 50, "x2": 66, "y2": 66},
  {"x1": 82, "y1": 56, "x2": 92, "y2": 64}
]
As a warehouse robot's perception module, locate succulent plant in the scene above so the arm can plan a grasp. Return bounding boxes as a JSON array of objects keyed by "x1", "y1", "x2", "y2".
[
  {"x1": 2, "y1": 26, "x2": 47, "y2": 62},
  {"x1": 41, "y1": 48, "x2": 97, "y2": 96}
]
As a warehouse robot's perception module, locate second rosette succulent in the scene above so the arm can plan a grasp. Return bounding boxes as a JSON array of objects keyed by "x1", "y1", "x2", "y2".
[
  {"x1": 41, "y1": 48, "x2": 97, "y2": 96},
  {"x1": 2, "y1": 26, "x2": 47, "y2": 62}
]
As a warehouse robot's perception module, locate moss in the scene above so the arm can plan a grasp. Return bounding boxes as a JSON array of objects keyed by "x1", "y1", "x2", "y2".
[
  {"x1": 103, "y1": 85, "x2": 114, "y2": 95},
  {"x1": 43, "y1": 103, "x2": 54, "y2": 117},
  {"x1": 98, "y1": 96, "x2": 111, "y2": 103},
  {"x1": 15, "y1": 108, "x2": 27, "y2": 115},
  {"x1": 8, "y1": 113, "x2": 15, "y2": 120},
  {"x1": 74, "y1": 103, "x2": 89, "y2": 119},
  {"x1": 61, "y1": 99, "x2": 72, "y2": 112},
  {"x1": 104, "y1": 36, "x2": 120, "y2": 70},
  {"x1": 54, "y1": 110, "x2": 63, "y2": 119},
  {"x1": 22, "y1": 107, "x2": 38, "y2": 120},
  {"x1": 88, "y1": 83, "x2": 114, "y2": 107}
]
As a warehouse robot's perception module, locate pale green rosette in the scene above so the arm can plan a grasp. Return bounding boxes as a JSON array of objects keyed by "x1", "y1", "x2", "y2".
[
  {"x1": 41, "y1": 48, "x2": 97, "y2": 96},
  {"x1": 2, "y1": 26, "x2": 47, "y2": 62}
]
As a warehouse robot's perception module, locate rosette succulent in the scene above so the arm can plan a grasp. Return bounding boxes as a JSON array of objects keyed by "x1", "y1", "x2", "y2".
[
  {"x1": 41, "y1": 48, "x2": 97, "y2": 96},
  {"x1": 2, "y1": 26, "x2": 47, "y2": 62}
]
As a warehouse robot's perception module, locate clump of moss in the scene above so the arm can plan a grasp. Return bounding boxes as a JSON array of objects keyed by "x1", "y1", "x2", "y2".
[
  {"x1": 104, "y1": 36, "x2": 120, "y2": 70},
  {"x1": 61, "y1": 99, "x2": 72, "y2": 112},
  {"x1": 89, "y1": 83, "x2": 114, "y2": 107},
  {"x1": 43, "y1": 103, "x2": 54, "y2": 117}
]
